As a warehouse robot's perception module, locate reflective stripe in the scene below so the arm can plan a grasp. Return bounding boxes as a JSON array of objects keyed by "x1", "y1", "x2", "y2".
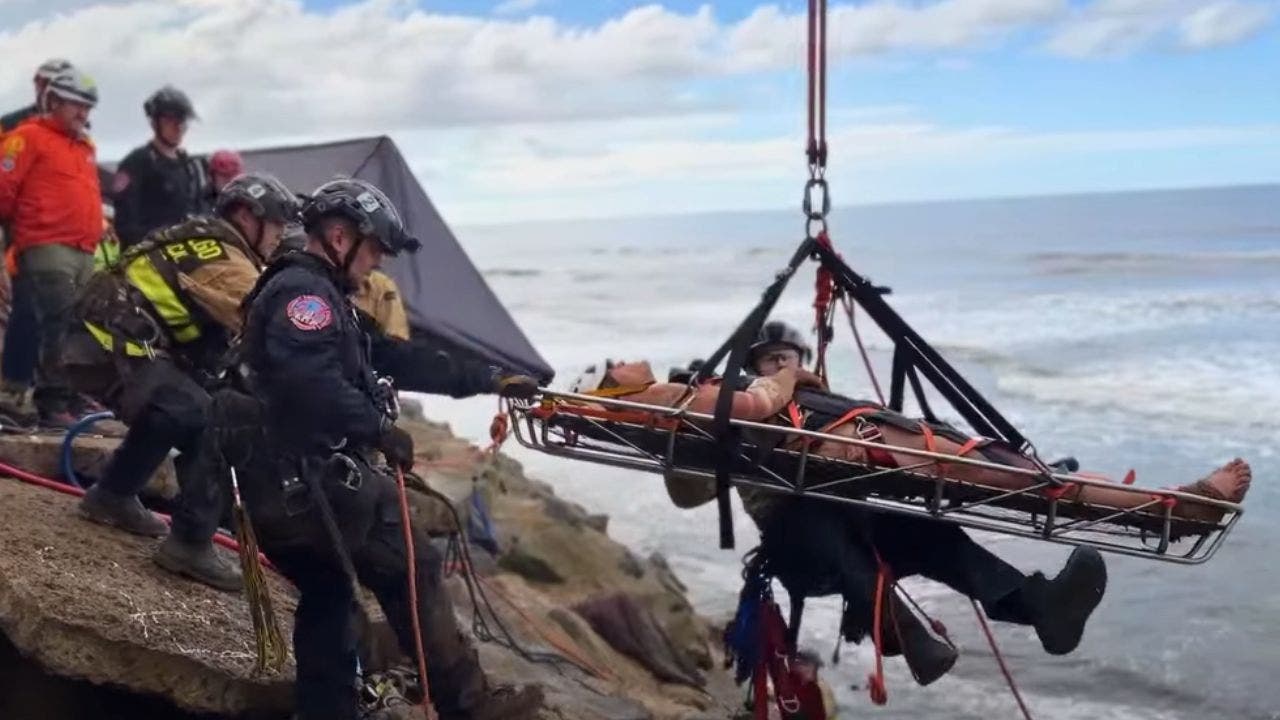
[
  {"x1": 123, "y1": 255, "x2": 201, "y2": 343},
  {"x1": 85, "y1": 321, "x2": 150, "y2": 357}
]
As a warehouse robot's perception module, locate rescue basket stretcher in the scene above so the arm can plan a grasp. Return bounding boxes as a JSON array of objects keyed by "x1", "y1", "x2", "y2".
[{"x1": 508, "y1": 390, "x2": 1243, "y2": 565}]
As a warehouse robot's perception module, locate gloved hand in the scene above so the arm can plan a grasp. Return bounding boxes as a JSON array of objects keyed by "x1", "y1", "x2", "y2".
[
  {"x1": 494, "y1": 374, "x2": 540, "y2": 400},
  {"x1": 378, "y1": 425, "x2": 416, "y2": 471}
]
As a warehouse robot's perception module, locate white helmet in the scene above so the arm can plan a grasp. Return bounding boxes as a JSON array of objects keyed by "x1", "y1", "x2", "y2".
[
  {"x1": 34, "y1": 58, "x2": 72, "y2": 83},
  {"x1": 569, "y1": 361, "x2": 611, "y2": 394},
  {"x1": 43, "y1": 67, "x2": 98, "y2": 108}
]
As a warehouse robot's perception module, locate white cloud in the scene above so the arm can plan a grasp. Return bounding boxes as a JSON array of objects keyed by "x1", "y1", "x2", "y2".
[
  {"x1": 1045, "y1": 0, "x2": 1276, "y2": 57},
  {"x1": 0, "y1": 1, "x2": 1274, "y2": 222},
  {"x1": 401, "y1": 108, "x2": 1280, "y2": 222},
  {"x1": 1179, "y1": 0, "x2": 1273, "y2": 47},
  {"x1": 726, "y1": 0, "x2": 1065, "y2": 71},
  {"x1": 1, "y1": 0, "x2": 1271, "y2": 155}
]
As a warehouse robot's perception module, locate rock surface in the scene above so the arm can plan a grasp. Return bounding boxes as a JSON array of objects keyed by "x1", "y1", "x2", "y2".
[
  {"x1": 0, "y1": 410, "x2": 742, "y2": 719},
  {"x1": 0, "y1": 479, "x2": 297, "y2": 717}
]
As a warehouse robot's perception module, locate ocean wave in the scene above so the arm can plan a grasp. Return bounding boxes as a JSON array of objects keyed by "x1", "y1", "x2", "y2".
[
  {"x1": 1027, "y1": 249, "x2": 1280, "y2": 276},
  {"x1": 483, "y1": 267, "x2": 543, "y2": 278},
  {"x1": 997, "y1": 353, "x2": 1280, "y2": 431}
]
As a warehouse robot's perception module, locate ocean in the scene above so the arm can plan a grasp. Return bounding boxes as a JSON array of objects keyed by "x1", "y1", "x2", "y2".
[{"x1": 425, "y1": 184, "x2": 1280, "y2": 719}]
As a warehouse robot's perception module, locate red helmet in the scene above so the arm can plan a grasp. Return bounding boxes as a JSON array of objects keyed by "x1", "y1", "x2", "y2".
[{"x1": 208, "y1": 149, "x2": 244, "y2": 178}]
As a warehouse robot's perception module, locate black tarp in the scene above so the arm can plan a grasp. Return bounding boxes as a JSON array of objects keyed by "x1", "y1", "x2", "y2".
[{"x1": 108, "y1": 135, "x2": 552, "y2": 382}]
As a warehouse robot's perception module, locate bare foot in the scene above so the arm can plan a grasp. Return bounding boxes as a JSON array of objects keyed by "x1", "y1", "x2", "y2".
[{"x1": 1175, "y1": 458, "x2": 1251, "y2": 521}]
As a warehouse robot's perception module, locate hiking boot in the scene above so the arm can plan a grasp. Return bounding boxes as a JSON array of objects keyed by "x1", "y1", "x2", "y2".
[
  {"x1": 154, "y1": 534, "x2": 244, "y2": 593},
  {"x1": 881, "y1": 595, "x2": 957, "y2": 687},
  {"x1": 78, "y1": 484, "x2": 168, "y2": 537},
  {"x1": 361, "y1": 706, "x2": 426, "y2": 720},
  {"x1": 1024, "y1": 546, "x2": 1107, "y2": 655},
  {"x1": 0, "y1": 382, "x2": 37, "y2": 426},
  {"x1": 38, "y1": 408, "x2": 78, "y2": 430},
  {"x1": 440, "y1": 684, "x2": 544, "y2": 720}
]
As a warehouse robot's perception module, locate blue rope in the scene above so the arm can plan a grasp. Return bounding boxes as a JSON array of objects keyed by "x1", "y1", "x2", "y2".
[{"x1": 61, "y1": 411, "x2": 115, "y2": 489}]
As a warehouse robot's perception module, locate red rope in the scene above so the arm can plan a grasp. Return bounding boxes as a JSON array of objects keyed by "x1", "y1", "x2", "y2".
[
  {"x1": 806, "y1": 0, "x2": 817, "y2": 162},
  {"x1": 971, "y1": 600, "x2": 1034, "y2": 720},
  {"x1": 866, "y1": 560, "x2": 891, "y2": 705},
  {"x1": 813, "y1": 233, "x2": 836, "y2": 380},
  {"x1": 843, "y1": 295, "x2": 886, "y2": 406},
  {"x1": 395, "y1": 466, "x2": 437, "y2": 719}
]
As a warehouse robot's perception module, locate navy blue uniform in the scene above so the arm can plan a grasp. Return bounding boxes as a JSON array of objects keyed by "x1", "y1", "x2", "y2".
[
  {"x1": 113, "y1": 144, "x2": 210, "y2": 248},
  {"x1": 237, "y1": 251, "x2": 491, "y2": 720}
]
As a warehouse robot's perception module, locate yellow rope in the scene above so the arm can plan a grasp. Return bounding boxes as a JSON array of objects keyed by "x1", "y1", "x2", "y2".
[{"x1": 230, "y1": 467, "x2": 288, "y2": 675}]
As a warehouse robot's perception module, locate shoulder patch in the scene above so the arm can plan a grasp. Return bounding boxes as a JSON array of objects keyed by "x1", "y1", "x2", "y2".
[
  {"x1": 286, "y1": 294, "x2": 333, "y2": 331},
  {"x1": 111, "y1": 171, "x2": 131, "y2": 194},
  {"x1": 3, "y1": 135, "x2": 25, "y2": 156}
]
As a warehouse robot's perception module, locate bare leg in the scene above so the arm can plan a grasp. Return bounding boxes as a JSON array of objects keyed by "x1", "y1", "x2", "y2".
[{"x1": 862, "y1": 427, "x2": 1250, "y2": 521}]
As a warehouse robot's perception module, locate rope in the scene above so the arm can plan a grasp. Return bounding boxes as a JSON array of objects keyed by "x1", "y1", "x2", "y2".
[
  {"x1": 867, "y1": 560, "x2": 890, "y2": 705},
  {"x1": 394, "y1": 466, "x2": 437, "y2": 720},
  {"x1": 229, "y1": 466, "x2": 288, "y2": 675},
  {"x1": 971, "y1": 600, "x2": 1035, "y2": 720},
  {"x1": 843, "y1": 295, "x2": 886, "y2": 406},
  {"x1": 61, "y1": 411, "x2": 116, "y2": 488}
]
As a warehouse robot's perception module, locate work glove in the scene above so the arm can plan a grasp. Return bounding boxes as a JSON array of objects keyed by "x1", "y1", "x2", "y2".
[
  {"x1": 494, "y1": 373, "x2": 540, "y2": 400},
  {"x1": 378, "y1": 425, "x2": 416, "y2": 471}
]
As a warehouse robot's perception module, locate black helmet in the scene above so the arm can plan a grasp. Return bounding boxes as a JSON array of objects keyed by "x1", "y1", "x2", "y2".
[
  {"x1": 144, "y1": 85, "x2": 196, "y2": 120},
  {"x1": 301, "y1": 178, "x2": 420, "y2": 255},
  {"x1": 215, "y1": 173, "x2": 301, "y2": 224},
  {"x1": 748, "y1": 321, "x2": 812, "y2": 364}
]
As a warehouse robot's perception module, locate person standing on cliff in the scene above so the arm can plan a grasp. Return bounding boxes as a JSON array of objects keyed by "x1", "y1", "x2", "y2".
[{"x1": 226, "y1": 178, "x2": 539, "y2": 720}]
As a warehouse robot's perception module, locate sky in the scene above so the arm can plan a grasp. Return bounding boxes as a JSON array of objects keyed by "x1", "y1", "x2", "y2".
[{"x1": 0, "y1": 0, "x2": 1276, "y2": 223}]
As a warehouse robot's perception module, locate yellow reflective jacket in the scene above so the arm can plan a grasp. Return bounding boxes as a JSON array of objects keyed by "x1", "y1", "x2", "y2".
[{"x1": 81, "y1": 217, "x2": 264, "y2": 359}]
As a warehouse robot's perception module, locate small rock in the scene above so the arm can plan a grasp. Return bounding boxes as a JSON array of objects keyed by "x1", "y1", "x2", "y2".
[
  {"x1": 541, "y1": 495, "x2": 588, "y2": 528},
  {"x1": 572, "y1": 592, "x2": 705, "y2": 689},
  {"x1": 617, "y1": 548, "x2": 645, "y2": 579},
  {"x1": 498, "y1": 543, "x2": 565, "y2": 584},
  {"x1": 584, "y1": 513, "x2": 609, "y2": 534},
  {"x1": 397, "y1": 396, "x2": 425, "y2": 423}
]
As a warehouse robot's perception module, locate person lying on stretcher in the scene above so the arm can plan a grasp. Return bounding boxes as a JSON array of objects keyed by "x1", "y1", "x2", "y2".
[
  {"x1": 574, "y1": 325, "x2": 1251, "y2": 525},
  {"x1": 567, "y1": 321, "x2": 1251, "y2": 687}
]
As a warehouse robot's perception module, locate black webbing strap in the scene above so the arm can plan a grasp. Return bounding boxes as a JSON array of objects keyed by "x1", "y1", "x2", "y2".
[
  {"x1": 704, "y1": 240, "x2": 816, "y2": 549},
  {"x1": 811, "y1": 242, "x2": 1028, "y2": 450}
]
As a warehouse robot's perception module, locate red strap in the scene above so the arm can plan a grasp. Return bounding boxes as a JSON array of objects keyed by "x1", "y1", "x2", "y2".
[
  {"x1": 787, "y1": 402, "x2": 804, "y2": 430},
  {"x1": 819, "y1": 406, "x2": 877, "y2": 434},
  {"x1": 918, "y1": 422, "x2": 936, "y2": 453},
  {"x1": 532, "y1": 403, "x2": 681, "y2": 431},
  {"x1": 1043, "y1": 482, "x2": 1078, "y2": 501}
]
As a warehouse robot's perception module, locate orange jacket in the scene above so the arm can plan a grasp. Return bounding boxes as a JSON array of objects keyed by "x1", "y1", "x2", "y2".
[{"x1": 0, "y1": 117, "x2": 101, "y2": 255}]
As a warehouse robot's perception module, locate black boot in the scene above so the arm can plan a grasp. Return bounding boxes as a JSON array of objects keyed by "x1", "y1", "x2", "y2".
[
  {"x1": 439, "y1": 684, "x2": 544, "y2": 720},
  {"x1": 78, "y1": 484, "x2": 168, "y2": 537},
  {"x1": 1023, "y1": 547, "x2": 1107, "y2": 655},
  {"x1": 153, "y1": 534, "x2": 244, "y2": 592},
  {"x1": 884, "y1": 595, "x2": 957, "y2": 687}
]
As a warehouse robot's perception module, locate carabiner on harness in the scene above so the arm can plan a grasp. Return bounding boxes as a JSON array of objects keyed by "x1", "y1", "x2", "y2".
[{"x1": 329, "y1": 451, "x2": 363, "y2": 492}]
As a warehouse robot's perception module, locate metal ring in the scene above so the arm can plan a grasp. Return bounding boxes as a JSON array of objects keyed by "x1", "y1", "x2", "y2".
[{"x1": 802, "y1": 178, "x2": 831, "y2": 220}]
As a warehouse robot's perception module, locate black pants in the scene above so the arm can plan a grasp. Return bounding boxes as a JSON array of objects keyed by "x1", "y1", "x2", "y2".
[
  {"x1": 63, "y1": 331, "x2": 224, "y2": 543},
  {"x1": 761, "y1": 498, "x2": 1031, "y2": 640},
  {"x1": 2, "y1": 276, "x2": 38, "y2": 386},
  {"x1": 209, "y1": 389, "x2": 485, "y2": 720}
]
